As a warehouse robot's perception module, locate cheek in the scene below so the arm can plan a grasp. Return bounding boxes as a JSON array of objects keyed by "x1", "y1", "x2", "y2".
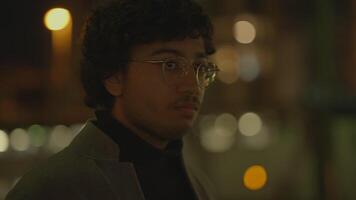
[
  {"x1": 126, "y1": 82, "x2": 175, "y2": 115},
  {"x1": 144, "y1": 88, "x2": 175, "y2": 114},
  {"x1": 124, "y1": 67, "x2": 178, "y2": 115}
]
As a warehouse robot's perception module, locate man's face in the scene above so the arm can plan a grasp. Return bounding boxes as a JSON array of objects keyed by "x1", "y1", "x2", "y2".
[{"x1": 111, "y1": 38, "x2": 207, "y2": 141}]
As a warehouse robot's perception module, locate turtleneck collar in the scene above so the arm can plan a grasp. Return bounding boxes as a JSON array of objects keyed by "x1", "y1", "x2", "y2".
[{"x1": 93, "y1": 110, "x2": 183, "y2": 164}]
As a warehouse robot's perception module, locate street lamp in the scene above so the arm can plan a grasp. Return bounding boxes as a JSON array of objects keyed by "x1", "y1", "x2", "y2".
[{"x1": 44, "y1": 8, "x2": 71, "y2": 31}]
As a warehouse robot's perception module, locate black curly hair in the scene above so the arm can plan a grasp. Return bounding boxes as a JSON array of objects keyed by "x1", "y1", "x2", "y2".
[{"x1": 80, "y1": 0, "x2": 215, "y2": 110}]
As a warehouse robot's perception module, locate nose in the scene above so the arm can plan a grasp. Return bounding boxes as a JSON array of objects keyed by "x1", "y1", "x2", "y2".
[
  {"x1": 176, "y1": 68, "x2": 204, "y2": 95},
  {"x1": 182, "y1": 67, "x2": 199, "y2": 86}
]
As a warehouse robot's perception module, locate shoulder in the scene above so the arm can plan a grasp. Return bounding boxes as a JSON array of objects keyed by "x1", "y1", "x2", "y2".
[
  {"x1": 6, "y1": 120, "x2": 119, "y2": 200},
  {"x1": 5, "y1": 148, "x2": 103, "y2": 200}
]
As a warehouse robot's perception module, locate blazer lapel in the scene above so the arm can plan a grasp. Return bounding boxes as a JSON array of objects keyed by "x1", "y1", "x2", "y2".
[
  {"x1": 95, "y1": 160, "x2": 145, "y2": 200},
  {"x1": 183, "y1": 159, "x2": 206, "y2": 200},
  {"x1": 69, "y1": 120, "x2": 145, "y2": 200},
  {"x1": 70, "y1": 120, "x2": 211, "y2": 200}
]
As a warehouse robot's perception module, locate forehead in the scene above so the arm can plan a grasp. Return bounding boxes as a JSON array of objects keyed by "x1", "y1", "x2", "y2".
[{"x1": 130, "y1": 37, "x2": 206, "y2": 59}]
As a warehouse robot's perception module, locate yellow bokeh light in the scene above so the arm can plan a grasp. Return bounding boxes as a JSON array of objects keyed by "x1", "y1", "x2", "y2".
[
  {"x1": 243, "y1": 165, "x2": 267, "y2": 190},
  {"x1": 44, "y1": 8, "x2": 71, "y2": 31},
  {"x1": 233, "y1": 21, "x2": 256, "y2": 44}
]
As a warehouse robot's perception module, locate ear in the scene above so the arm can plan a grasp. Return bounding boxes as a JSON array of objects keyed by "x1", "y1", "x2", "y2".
[{"x1": 104, "y1": 73, "x2": 123, "y2": 97}]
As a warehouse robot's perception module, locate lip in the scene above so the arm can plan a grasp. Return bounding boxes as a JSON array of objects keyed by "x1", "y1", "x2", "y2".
[
  {"x1": 175, "y1": 103, "x2": 199, "y2": 110},
  {"x1": 174, "y1": 103, "x2": 199, "y2": 117}
]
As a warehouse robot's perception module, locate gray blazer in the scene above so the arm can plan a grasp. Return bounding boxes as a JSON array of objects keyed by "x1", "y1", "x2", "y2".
[{"x1": 6, "y1": 120, "x2": 216, "y2": 200}]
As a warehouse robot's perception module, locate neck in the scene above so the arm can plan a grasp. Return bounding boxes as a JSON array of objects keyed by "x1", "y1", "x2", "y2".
[{"x1": 110, "y1": 106, "x2": 169, "y2": 150}]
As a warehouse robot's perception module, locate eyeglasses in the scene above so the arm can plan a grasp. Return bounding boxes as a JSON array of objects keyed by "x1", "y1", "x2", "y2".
[{"x1": 130, "y1": 57, "x2": 219, "y2": 88}]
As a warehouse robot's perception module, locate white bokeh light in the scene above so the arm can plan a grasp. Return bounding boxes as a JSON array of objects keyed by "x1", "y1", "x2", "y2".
[
  {"x1": 234, "y1": 20, "x2": 256, "y2": 44},
  {"x1": 199, "y1": 115, "x2": 217, "y2": 134},
  {"x1": 48, "y1": 125, "x2": 73, "y2": 153},
  {"x1": 214, "y1": 113, "x2": 238, "y2": 136},
  {"x1": 200, "y1": 127, "x2": 235, "y2": 153},
  {"x1": 238, "y1": 112, "x2": 263, "y2": 136},
  {"x1": 10, "y1": 128, "x2": 30, "y2": 151},
  {"x1": 0, "y1": 130, "x2": 9, "y2": 152},
  {"x1": 199, "y1": 114, "x2": 236, "y2": 153}
]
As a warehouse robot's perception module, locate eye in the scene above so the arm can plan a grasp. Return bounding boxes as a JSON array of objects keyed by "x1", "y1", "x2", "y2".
[
  {"x1": 200, "y1": 63, "x2": 219, "y2": 78},
  {"x1": 163, "y1": 58, "x2": 183, "y2": 71}
]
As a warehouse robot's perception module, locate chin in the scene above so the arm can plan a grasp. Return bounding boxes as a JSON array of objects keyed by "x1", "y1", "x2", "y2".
[
  {"x1": 162, "y1": 122, "x2": 193, "y2": 139},
  {"x1": 176, "y1": 115, "x2": 196, "y2": 126},
  {"x1": 174, "y1": 120, "x2": 195, "y2": 133}
]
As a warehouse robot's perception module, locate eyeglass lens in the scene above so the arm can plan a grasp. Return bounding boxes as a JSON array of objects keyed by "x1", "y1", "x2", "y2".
[{"x1": 162, "y1": 58, "x2": 217, "y2": 87}]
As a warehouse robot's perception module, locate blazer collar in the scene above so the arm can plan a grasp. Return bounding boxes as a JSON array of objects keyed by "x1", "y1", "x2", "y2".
[
  {"x1": 67, "y1": 120, "x2": 209, "y2": 200},
  {"x1": 69, "y1": 120, "x2": 120, "y2": 160}
]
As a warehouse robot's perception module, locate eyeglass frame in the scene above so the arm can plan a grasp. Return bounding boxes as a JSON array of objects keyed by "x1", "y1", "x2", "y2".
[{"x1": 128, "y1": 57, "x2": 219, "y2": 88}]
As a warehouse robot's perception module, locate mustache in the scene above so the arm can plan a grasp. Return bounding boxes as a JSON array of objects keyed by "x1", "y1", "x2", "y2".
[{"x1": 174, "y1": 94, "x2": 202, "y2": 109}]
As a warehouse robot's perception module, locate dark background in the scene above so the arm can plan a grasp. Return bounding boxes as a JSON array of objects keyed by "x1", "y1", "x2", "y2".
[{"x1": 1, "y1": 0, "x2": 356, "y2": 199}]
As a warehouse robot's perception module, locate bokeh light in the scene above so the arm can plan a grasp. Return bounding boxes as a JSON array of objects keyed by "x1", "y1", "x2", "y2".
[
  {"x1": 199, "y1": 114, "x2": 217, "y2": 134},
  {"x1": 10, "y1": 128, "x2": 30, "y2": 151},
  {"x1": 233, "y1": 21, "x2": 256, "y2": 44},
  {"x1": 213, "y1": 45, "x2": 239, "y2": 84},
  {"x1": 28, "y1": 124, "x2": 47, "y2": 147},
  {"x1": 44, "y1": 8, "x2": 71, "y2": 31},
  {"x1": 200, "y1": 127, "x2": 235, "y2": 153},
  {"x1": 239, "y1": 52, "x2": 260, "y2": 82},
  {"x1": 48, "y1": 125, "x2": 73, "y2": 153},
  {"x1": 0, "y1": 130, "x2": 9, "y2": 152},
  {"x1": 238, "y1": 112, "x2": 263, "y2": 136},
  {"x1": 243, "y1": 165, "x2": 268, "y2": 190},
  {"x1": 199, "y1": 114, "x2": 236, "y2": 153},
  {"x1": 214, "y1": 113, "x2": 238, "y2": 136}
]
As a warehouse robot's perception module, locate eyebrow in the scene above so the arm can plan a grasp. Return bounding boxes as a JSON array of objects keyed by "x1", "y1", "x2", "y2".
[{"x1": 149, "y1": 48, "x2": 208, "y2": 58}]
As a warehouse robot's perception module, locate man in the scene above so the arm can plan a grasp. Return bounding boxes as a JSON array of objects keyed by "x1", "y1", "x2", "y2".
[{"x1": 6, "y1": 0, "x2": 219, "y2": 199}]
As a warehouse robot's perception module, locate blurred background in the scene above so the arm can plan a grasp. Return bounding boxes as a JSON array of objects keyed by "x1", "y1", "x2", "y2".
[{"x1": 1, "y1": 0, "x2": 356, "y2": 199}]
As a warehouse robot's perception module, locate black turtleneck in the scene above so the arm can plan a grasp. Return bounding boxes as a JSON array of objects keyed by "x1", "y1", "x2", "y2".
[{"x1": 93, "y1": 110, "x2": 197, "y2": 200}]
